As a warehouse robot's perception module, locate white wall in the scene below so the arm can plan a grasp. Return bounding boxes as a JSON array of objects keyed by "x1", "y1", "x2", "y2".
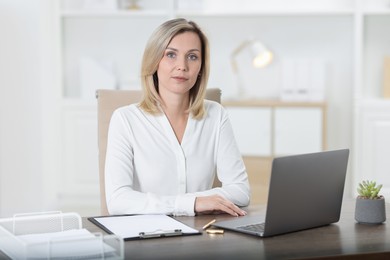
[{"x1": 0, "y1": 0, "x2": 47, "y2": 217}]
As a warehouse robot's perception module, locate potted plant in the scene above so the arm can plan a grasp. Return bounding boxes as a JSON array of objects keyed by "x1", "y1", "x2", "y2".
[{"x1": 355, "y1": 180, "x2": 386, "y2": 224}]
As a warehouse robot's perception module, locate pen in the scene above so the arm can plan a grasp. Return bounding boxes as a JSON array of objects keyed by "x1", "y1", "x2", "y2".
[
  {"x1": 206, "y1": 229, "x2": 224, "y2": 234},
  {"x1": 139, "y1": 229, "x2": 182, "y2": 239},
  {"x1": 202, "y1": 219, "x2": 216, "y2": 230}
]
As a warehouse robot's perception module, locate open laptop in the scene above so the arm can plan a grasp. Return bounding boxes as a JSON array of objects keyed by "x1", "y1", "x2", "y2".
[{"x1": 213, "y1": 149, "x2": 349, "y2": 237}]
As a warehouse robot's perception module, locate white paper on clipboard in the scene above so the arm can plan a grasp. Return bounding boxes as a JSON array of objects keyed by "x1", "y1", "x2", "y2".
[{"x1": 90, "y1": 215, "x2": 200, "y2": 240}]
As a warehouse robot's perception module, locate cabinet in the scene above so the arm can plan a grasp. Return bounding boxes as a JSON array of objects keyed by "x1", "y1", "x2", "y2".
[
  {"x1": 48, "y1": 0, "x2": 390, "y2": 213},
  {"x1": 353, "y1": 0, "x2": 390, "y2": 199},
  {"x1": 224, "y1": 100, "x2": 326, "y2": 157},
  {"x1": 225, "y1": 106, "x2": 272, "y2": 156},
  {"x1": 274, "y1": 107, "x2": 324, "y2": 155},
  {"x1": 60, "y1": 102, "x2": 99, "y2": 212},
  {"x1": 355, "y1": 101, "x2": 390, "y2": 198}
]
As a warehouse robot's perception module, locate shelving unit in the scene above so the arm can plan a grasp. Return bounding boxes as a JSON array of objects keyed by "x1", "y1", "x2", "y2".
[
  {"x1": 57, "y1": 0, "x2": 364, "y2": 100},
  {"x1": 49, "y1": 0, "x2": 390, "y2": 213},
  {"x1": 353, "y1": 0, "x2": 390, "y2": 198}
]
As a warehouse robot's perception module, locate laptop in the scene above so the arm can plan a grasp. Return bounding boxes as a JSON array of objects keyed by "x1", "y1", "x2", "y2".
[{"x1": 213, "y1": 149, "x2": 349, "y2": 237}]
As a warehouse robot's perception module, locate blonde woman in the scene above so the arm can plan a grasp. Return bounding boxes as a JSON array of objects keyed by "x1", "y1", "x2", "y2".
[{"x1": 105, "y1": 18, "x2": 250, "y2": 216}]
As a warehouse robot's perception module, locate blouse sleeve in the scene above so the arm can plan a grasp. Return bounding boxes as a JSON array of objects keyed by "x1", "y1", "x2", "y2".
[
  {"x1": 191, "y1": 106, "x2": 251, "y2": 206},
  {"x1": 104, "y1": 109, "x2": 197, "y2": 216}
]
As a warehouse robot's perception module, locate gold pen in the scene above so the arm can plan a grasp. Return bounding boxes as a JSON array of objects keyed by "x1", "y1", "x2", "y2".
[
  {"x1": 206, "y1": 229, "x2": 224, "y2": 234},
  {"x1": 202, "y1": 219, "x2": 216, "y2": 230}
]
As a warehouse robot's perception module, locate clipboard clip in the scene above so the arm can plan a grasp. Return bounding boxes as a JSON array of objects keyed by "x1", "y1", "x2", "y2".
[{"x1": 139, "y1": 229, "x2": 182, "y2": 239}]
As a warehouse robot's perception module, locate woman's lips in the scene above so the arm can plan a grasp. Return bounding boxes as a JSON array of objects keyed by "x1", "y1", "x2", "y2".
[{"x1": 172, "y1": 76, "x2": 188, "y2": 82}]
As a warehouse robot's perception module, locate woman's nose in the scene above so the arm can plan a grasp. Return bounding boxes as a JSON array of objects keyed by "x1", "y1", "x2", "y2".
[{"x1": 176, "y1": 56, "x2": 188, "y2": 71}]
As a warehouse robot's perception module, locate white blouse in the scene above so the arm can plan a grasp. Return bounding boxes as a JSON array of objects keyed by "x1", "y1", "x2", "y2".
[{"x1": 105, "y1": 100, "x2": 250, "y2": 216}]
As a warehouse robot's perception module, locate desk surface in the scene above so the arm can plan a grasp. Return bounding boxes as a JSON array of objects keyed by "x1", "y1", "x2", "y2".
[{"x1": 84, "y1": 200, "x2": 389, "y2": 260}]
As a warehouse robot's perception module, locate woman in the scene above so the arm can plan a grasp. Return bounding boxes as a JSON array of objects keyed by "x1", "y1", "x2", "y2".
[{"x1": 105, "y1": 18, "x2": 250, "y2": 217}]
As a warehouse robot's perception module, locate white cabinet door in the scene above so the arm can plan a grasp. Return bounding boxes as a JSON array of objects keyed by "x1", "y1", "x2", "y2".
[
  {"x1": 274, "y1": 107, "x2": 323, "y2": 156},
  {"x1": 226, "y1": 107, "x2": 272, "y2": 156},
  {"x1": 60, "y1": 104, "x2": 100, "y2": 215},
  {"x1": 355, "y1": 102, "x2": 390, "y2": 198}
]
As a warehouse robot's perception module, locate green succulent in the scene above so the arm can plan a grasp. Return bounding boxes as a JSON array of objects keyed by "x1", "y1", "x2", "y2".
[{"x1": 357, "y1": 180, "x2": 383, "y2": 199}]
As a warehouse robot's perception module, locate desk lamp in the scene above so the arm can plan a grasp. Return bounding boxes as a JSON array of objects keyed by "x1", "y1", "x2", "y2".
[{"x1": 231, "y1": 40, "x2": 273, "y2": 98}]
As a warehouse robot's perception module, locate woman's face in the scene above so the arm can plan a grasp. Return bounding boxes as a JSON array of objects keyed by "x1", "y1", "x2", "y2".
[{"x1": 157, "y1": 31, "x2": 202, "y2": 96}]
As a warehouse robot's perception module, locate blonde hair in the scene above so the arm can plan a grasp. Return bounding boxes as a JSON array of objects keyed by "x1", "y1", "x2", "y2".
[{"x1": 139, "y1": 18, "x2": 210, "y2": 119}]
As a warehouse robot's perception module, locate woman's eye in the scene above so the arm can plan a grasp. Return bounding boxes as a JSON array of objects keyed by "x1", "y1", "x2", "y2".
[
  {"x1": 166, "y1": 52, "x2": 176, "y2": 59},
  {"x1": 188, "y1": 54, "x2": 198, "y2": 61}
]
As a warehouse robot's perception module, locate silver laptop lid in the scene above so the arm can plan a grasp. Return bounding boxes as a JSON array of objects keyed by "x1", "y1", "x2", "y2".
[{"x1": 263, "y1": 149, "x2": 349, "y2": 237}]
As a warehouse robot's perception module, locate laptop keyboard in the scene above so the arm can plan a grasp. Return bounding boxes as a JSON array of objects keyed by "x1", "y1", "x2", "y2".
[{"x1": 237, "y1": 223, "x2": 265, "y2": 233}]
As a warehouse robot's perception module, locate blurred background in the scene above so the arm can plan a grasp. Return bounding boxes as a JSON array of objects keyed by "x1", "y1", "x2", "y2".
[{"x1": 1, "y1": 0, "x2": 390, "y2": 217}]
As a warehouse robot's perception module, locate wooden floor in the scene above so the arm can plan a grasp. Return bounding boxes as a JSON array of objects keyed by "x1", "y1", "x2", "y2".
[{"x1": 243, "y1": 156, "x2": 273, "y2": 205}]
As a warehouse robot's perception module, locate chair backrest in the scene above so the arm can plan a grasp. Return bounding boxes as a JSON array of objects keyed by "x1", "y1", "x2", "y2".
[{"x1": 96, "y1": 88, "x2": 222, "y2": 215}]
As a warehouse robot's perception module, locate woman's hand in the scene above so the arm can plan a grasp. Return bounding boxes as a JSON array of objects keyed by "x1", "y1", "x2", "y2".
[{"x1": 194, "y1": 195, "x2": 247, "y2": 217}]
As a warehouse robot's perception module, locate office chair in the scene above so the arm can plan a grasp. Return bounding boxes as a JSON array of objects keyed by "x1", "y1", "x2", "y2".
[{"x1": 96, "y1": 88, "x2": 222, "y2": 215}]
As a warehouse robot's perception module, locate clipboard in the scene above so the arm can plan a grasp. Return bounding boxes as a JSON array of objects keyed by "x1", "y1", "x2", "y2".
[{"x1": 88, "y1": 214, "x2": 201, "y2": 241}]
